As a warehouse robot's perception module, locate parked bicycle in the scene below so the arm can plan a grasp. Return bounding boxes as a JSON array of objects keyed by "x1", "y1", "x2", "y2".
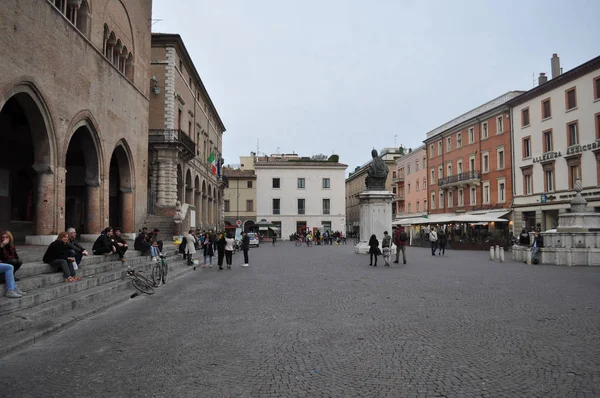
[
  {"x1": 151, "y1": 253, "x2": 169, "y2": 287},
  {"x1": 126, "y1": 266, "x2": 155, "y2": 295}
]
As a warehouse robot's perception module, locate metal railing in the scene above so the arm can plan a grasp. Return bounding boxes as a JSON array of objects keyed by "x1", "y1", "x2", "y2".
[
  {"x1": 438, "y1": 171, "x2": 481, "y2": 187},
  {"x1": 149, "y1": 129, "x2": 196, "y2": 158}
]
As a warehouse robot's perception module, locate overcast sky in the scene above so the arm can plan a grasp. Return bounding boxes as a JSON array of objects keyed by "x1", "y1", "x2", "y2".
[{"x1": 152, "y1": 0, "x2": 600, "y2": 172}]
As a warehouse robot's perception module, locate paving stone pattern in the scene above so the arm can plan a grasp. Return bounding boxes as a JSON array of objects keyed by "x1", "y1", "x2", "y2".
[{"x1": 1, "y1": 245, "x2": 599, "y2": 397}]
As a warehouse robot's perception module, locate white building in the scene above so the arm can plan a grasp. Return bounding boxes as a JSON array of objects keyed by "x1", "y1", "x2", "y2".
[
  {"x1": 255, "y1": 154, "x2": 348, "y2": 239},
  {"x1": 510, "y1": 54, "x2": 600, "y2": 232}
]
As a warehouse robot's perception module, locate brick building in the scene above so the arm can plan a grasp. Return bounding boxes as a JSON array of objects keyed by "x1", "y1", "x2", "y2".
[
  {"x1": 0, "y1": 0, "x2": 152, "y2": 243},
  {"x1": 148, "y1": 34, "x2": 226, "y2": 231},
  {"x1": 394, "y1": 146, "x2": 427, "y2": 220},
  {"x1": 423, "y1": 92, "x2": 523, "y2": 227}
]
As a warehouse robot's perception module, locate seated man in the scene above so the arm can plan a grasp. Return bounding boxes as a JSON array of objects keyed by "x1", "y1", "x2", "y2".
[
  {"x1": 67, "y1": 227, "x2": 88, "y2": 269},
  {"x1": 134, "y1": 227, "x2": 151, "y2": 255},
  {"x1": 43, "y1": 232, "x2": 80, "y2": 282},
  {"x1": 152, "y1": 229, "x2": 163, "y2": 252},
  {"x1": 112, "y1": 227, "x2": 128, "y2": 262},
  {"x1": 92, "y1": 227, "x2": 116, "y2": 255}
]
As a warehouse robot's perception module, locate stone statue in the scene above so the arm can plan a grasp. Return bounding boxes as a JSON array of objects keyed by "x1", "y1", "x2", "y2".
[
  {"x1": 174, "y1": 200, "x2": 183, "y2": 222},
  {"x1": 365, "y1": 149, "x2": 389, "y2": 190}
]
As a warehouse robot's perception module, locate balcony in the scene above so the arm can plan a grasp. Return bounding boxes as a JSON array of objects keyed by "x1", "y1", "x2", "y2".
[
  {"x1": 393, "y1": 192, "x2": 405, "y2": 202},
  {"x1": 392, "y1": 174, "x2": 405, "y2": 183},
  {"x1": 438, "y1": 171, "x2": 481, "y2": 188},
  {"x1": 149, "y1": 129, "x2": 196, "y2": 160}
]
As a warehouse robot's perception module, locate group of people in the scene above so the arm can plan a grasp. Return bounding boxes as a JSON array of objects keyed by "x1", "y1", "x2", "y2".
[
  {"x1": 427, "y1": 227, "x2": 448, "y2": 256},
  {"x1": 367, "y1": 228, "x2": 409, "y2": 267},
  {"x1": 179, "y1": 230, "x2": 251, "y2": 269},
  {"x1": 134, "y1": 227, "x2": 163, "y2": 260}
]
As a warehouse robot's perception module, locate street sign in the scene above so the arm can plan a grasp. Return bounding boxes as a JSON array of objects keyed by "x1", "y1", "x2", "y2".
[{"x1": 236, "y1": 219, "x2": 242, "y2": 227}]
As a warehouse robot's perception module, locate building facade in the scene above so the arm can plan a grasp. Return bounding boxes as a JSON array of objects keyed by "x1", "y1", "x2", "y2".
[
  {"x1": 345, "y1": 148, "x2": 403, "y2": 233},
  {"x1": 256, "y1": 154, "x2": 347, "y2": 239},
  {"x1": 148, "y1": 34, "x2": 226, "y2": 231},
  {"x1": 0, "y1": 0, "x2": 152, "y2": 243},
  {"x1": 223, "y1": 167, "x2": 257, "y2": 231},
  {"x1": 394, "y1": 146, "x2": 427, "y2": 220},
  {"x1": 510, "y1": 54, "x2": 600, "y2": 233},
  {"x1": 424, "y1": 92, "x2": 523, "y2": 224}
]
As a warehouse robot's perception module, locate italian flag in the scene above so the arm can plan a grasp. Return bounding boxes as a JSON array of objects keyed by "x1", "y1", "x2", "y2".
[{"x1": 208, "y1": 151, "x2": 217, "y2": 175}]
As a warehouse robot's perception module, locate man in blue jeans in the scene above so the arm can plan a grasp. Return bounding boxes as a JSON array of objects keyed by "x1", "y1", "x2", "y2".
[{"x1": 531, "y1": 230, "x2": 544, "y2": 264}]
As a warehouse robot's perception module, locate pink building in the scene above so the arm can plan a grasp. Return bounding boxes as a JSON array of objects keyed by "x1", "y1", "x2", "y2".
[{"x1": 394, "y1": 146, "x2": 428, "y2": 221}]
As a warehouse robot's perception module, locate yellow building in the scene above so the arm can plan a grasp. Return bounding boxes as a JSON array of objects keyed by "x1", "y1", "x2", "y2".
[{"x1": 223, "y1": 166, "x2": 257, "y2": 232}]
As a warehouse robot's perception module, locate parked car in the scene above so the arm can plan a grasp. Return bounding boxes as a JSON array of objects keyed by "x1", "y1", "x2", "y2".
[{"x1": 247, "y1": 233, "x2": 260, "y2": 247}]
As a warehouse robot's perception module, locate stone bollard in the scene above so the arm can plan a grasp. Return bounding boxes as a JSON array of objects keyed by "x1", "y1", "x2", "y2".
[
  {"x1": 495, "y1": 245, "x2": 500, "y2": 262},
  {"x1": 490, "y1": 246, "x2": 495, "y2": 261},
  {"x1": 526, "y1": 249, "x2": 531, "y2": 265},
  {"x1": 499, "y1": 247, "x2": 505, "y2": 263}
]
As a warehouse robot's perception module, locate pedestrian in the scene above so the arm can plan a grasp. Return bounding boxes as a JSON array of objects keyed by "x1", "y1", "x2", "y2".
[
  {"x1": 216, "y1": 233, "x2": 226, "y2": 270},
  {"x1": 429, "y1": 227, "x2": 438, "y2": 256},
  {"x1": 519, "y1": 229, "x2": 530, "y2": 246},
  {"x1": 531, "y1": 230, "x2": 543, "y2": 264},
  {"x1": 184, "y1": 229, "x2": 197, "y2": 266},
  {"x1": 437, "y1": 228, "x2": 447, "y2": 256},
  {"x1": 394, "y1": 227, "x2": 408, "y2": 264},
  {"x1": 382, "y1": 231, "x2": 392, "y2": 266},
  {"x1": 368, "y1": 234, "x2": 380, "y2": 266},
  {"x1": 0, "y1": 231, "x2": 23, "y2": 282},
  {"x1": 272, "y1": 233, "x2": 277, "y2": 246},
  {"x1": 241, "y1": 231, "x2": 250, "y2": 267},
  {"x1": 202, "y1": 232, "x2": 213, "y2": 268},
  {"x1": 225, "y1": 233, "x2": 234, "y2": 269}
]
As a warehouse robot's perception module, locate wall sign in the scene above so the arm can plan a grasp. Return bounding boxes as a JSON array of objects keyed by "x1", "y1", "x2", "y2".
[{"x1": 531, "y1": 140, "x2": 600, "y2": 163}]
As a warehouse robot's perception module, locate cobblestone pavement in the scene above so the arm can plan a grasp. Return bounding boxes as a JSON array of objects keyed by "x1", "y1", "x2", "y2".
[{"x1": 1, "y1": 244, "x2": 599, "y2": 398}]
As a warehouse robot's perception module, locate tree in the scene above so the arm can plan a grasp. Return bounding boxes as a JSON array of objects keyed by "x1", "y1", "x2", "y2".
[
  {"x1": 311, "y1": 153, "x2": 328, "y2": 161},
  {"x1": 328, "y1": 154, "x2": 339, "y2": 162}
]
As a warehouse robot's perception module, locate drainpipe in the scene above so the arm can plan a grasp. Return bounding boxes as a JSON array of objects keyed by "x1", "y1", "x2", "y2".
[{"x1": 508, "y1": 104, "x2": 516, "y2": 235}]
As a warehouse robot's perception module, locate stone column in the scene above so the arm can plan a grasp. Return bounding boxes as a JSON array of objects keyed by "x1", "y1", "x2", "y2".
[
  {"x1": 195, "y1": 191, "x2": 202, "y2": 227},
  {"x1": 85, "y1": 178, "x2": 101, "y2": 234},
  {"x1": 120, "y1": 188, "x2": 134, "y2": 233},
  {"x1": 32, "y1": 164, "x2": 56, "y2": 235},
  {"x1": 202, "y1": 195, "x2": 208, "y2": 228},
  {"x1": 156, "y1": 152, "x2": 178, "y2": 207},
  {"x1": 186, "y1": 186, "x2": 194, "y2": 206}
]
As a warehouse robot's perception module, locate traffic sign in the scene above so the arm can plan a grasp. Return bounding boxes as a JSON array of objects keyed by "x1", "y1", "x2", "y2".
[{"x1": 236, "y1": 219, "x2": 242, "y2": 227}]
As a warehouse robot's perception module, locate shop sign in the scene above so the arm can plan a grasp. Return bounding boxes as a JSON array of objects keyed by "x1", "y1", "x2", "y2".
[
  {"x1": 532, "y1": 151, "x2": 562, "y2": 163},
  {"x1": 559, "y1": 190, "x2": 600, "y2": 200}
]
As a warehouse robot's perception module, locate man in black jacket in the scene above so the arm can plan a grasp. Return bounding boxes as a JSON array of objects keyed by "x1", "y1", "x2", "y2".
[
  {"x1": 531, "y1": 230, "x2": 544, "y2": 264},
  {"x1": 241, "y1": 231, "x2": 250, "y2": 267},
  {"x1": 134, "y1": 228, "x2": 151, "y2": 255},
  {"x1": 93, "y1": 227, "x2": 116, "y2": 255},
  {"x1": 67, "y1": 227, "x2": 88, "y2": 268},
  {"x1": 112, "y1": 227, "x2": 129, "y2": 262}
]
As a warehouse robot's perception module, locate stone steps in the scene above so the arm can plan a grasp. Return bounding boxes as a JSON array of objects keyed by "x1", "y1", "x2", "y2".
[{"x1": 0, "y1": 242, "x2": 195, "y2": 356}]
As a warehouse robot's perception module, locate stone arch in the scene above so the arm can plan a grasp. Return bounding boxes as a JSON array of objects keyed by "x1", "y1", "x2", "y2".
[
  {"x1": 244, "y1": 220, "x2": 255, "y2": 233},
  {"x1": 0, "y1": 82, "x2": 57, "y2": 239},
  {"x1": 194, "y1": 175, "x2": 201, "y2": 227},
  {"x1": 185, "y1": 169, "x2": 193, "y2": 205},
  {"x1": 109, "y1": 139, "x2": 135, "y2": 233},
  {"x1": 64, "y1": 117, "x2": 102, "y2": 234},
  {"x1": 102, "y1": 0, "x2": 136, "y2": 63},
  {"x1": 176, "y1": 163, "x2": 183, "y2": 204}
]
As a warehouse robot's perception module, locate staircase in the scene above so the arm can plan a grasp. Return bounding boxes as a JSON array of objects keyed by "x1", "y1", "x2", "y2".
[
  {"x1": 0, "y1": 241, "x2": 192, "y2": 356},
  {"x1": 142, "y1": 214, "x2": 179, "y2": 240}
]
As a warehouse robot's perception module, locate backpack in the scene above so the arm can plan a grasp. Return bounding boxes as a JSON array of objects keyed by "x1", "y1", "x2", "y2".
[{"x1": 399, "y1": 231, "x2": 408, "y2": 242}]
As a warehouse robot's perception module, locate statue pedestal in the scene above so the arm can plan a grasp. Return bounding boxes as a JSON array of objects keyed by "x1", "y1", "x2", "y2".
[{"x1": 354, "y1": 190, "x2": 396, "y2": 254}]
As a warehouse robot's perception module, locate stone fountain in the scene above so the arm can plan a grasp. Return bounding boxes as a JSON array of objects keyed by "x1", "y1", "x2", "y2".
[{"x1": 513, "y1": 179, "x2": 600, "y2": 266}]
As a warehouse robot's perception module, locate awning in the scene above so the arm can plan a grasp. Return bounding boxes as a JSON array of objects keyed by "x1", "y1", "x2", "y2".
[
  {"x1": 392, "y1": 210, "x2": 510, "y2": 226},
  {"x1": 259, "y1": 226, "x2": 281, "y2": 231}
]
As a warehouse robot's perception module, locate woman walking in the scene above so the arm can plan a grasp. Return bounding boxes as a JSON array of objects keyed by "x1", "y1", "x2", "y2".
[
  {"x1": 202, "y1": 232, "x2": 214, "y2": 268},
  {"x1": 368, "y1": 234, "x2": 380, "y2": 267},
  {"x1": 225, "y1": 233, "x2": 235, "y2": 269},
  {"x1": 438, "y1": 229, "x2": 447, "y2": 256}
]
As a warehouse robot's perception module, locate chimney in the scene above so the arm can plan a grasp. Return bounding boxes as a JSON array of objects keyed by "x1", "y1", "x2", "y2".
[
  {"x1": 551, "y1": 53, "x2": 561, "y2": 78},
  {"x1": 538, "y1": 73, "x2": 548, "y2": 85}
]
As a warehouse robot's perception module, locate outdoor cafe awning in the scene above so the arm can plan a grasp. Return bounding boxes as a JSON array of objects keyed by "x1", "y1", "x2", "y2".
[{"x1": 392, "y1": 210, "x2": 510, "y2": 226}]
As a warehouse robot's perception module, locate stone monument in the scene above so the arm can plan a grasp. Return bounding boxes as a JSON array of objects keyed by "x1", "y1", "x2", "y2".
[
  {"x1": 512, "y1": 178, "x2": 600, "y2": 266},
  {"x1": 355, "y1": 149, "x2": 396, "y2": 254}
]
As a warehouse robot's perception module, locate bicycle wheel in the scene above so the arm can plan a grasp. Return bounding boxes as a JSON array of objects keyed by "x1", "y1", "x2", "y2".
[
  {"x1": 151, "y1": 264, "x2": 162, "y2": 287},
  {"x1": 131, "y1": 277, "x2": 155, "y2": 295},
  {"x1": 161, "y1": 260, "x2": 168, "y2": 284},
  {"x1": 136, "y1": 272, "x2": 156, "y2": 289}
]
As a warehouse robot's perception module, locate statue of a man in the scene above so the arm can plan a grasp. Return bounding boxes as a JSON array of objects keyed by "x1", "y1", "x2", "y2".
[{"x1": 365, "y1": 149, "x2": 389, "y2": 190}]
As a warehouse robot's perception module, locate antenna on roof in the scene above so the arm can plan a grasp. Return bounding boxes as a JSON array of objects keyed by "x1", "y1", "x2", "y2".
[
  {"x1": 149, "y1": 19, "x2": 163, "y2": 28},
  {"x1": 532, "y1": 72, "x2": 536, "y2": 88}
]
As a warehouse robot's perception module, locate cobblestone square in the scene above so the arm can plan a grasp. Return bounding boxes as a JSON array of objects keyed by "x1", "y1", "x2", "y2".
[{"x1": 1, "y1": 244, "x2": 599, "y2": 397}]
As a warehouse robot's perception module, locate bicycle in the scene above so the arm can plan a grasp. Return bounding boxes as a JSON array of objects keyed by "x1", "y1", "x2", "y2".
[
  {"x1": 295, "y1": 238, "x2": 303, "y2": 246},
  {"x1": 353, "y1": 237, "x2": 360, "y2": 245},
  {"x1": 126, "y1": 266, "x2": 155, "y2": 295},
  {"x1": 151, "y1": 253, "x2": 169, "y2": 287}
]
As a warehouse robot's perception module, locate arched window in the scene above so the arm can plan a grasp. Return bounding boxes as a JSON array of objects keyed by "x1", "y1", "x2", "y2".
[
  {"x1": 120, "y1": 46, "x2": 128, "y2": 73},
  {"x1": 54, "y1": 0, "x2": 67, "y2": 15},
  {"x1": 113, "y1": 40, "x2": 122, "y2": 68},
  {"x1": 125, "y1": 53, "x2": 134, "y2": 81},
  {"x1": 76, "y1": 0, "x2": 90, "y2": 37},
  {"x1": 103, "y1": 24, "x2": 110, "y2": 55},
  {"x1": 106, "y1": 32, "x2": 116, "y2": 60}
]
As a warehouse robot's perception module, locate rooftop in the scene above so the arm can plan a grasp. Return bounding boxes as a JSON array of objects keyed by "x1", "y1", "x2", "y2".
[{"x1": 222, "y1": 168, "x2": 256, "y2": 178}]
